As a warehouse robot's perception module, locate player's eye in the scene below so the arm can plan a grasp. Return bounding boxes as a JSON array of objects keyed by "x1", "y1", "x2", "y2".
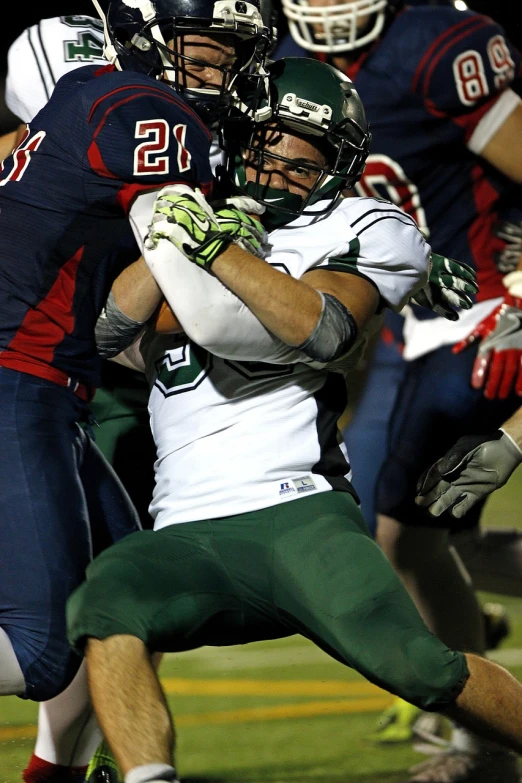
[
  {"x1": 184, "y1": 61, "x2": 206, "y2": 73},
  {"x1": 289, "y1": 165, "x2": 311, "y2": 179}
]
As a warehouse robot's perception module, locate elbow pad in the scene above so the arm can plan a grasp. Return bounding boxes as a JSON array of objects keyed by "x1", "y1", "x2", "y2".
[
  {"x1": 95, "y1": 292, "x2": 146, "y2": 358},
  {"x1": 298, "y1": 292, "x2": 358, "y2": 363}
]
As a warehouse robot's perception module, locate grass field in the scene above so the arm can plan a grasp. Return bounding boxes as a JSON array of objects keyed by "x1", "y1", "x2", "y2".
[{"x1": 2, "y1": 467, "x2": 522, "y2": 783}]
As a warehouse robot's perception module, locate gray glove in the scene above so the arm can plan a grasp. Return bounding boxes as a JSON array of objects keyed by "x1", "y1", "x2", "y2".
[{"x1": 415, "y1": 429, "x2": 522, "y2": 521}]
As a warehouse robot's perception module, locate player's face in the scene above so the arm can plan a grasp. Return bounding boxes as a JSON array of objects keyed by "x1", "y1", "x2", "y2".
[
  {"x1": 244, "y1": 125, "x2": 328, "y2": 197},
  {"x1": 166, "y1": 33, "x2": 238, "y2": 91}
]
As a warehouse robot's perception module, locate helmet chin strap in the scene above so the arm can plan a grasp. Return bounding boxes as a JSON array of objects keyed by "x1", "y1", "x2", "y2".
[{"x1": 91, "y1": 0, "x2": 119, "y2": 65}]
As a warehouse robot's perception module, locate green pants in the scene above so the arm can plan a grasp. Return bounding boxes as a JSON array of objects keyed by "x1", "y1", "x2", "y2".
[{"x1": 68, "y1": 491, "x2": 468, "y2": 711}]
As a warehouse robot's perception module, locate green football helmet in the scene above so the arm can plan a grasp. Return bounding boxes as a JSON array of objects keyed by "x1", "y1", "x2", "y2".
[{"x1": 219, "y1": 56, "x2": 371, "y2": 230}]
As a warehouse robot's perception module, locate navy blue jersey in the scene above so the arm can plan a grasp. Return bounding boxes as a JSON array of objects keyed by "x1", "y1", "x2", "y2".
[
  {"x1": 0, "y1": 65, "x2": 213, "y2": 387},
  {"x1": 276, "y1": 6, "x2": 522, "y2": 304}
]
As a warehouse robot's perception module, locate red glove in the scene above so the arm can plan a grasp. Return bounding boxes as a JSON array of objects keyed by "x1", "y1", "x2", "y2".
[{"x1": 453, "y1": 290, "x2": 522, "y2": 400}]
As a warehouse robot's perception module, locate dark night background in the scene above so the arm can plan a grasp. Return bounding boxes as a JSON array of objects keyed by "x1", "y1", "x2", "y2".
[{"x1": 0, "y1": 0, "x2": 521, "y2": 133}]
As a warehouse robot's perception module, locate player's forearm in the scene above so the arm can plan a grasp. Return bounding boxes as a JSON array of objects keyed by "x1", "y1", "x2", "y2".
[
  {"x1": 0, "y1": 130, "x2": 18, "y2": 161},
  {"x1": 211, "y1": 244, "x2": 323, "y2": 346},
  {"x1": 501, "y1": 407, "x2": 522, "y2": 450},
  {"x1": 0, "y1": 123, "x2": 25, "y2": 161},
  {"x1": 112, "y1": 256, "x2": 162, "y2": 322},
  {"x1": 143, "y1": 238, "x2": 314, "y2": 364},
  {"x1": 96, "y1": 257, "x2": 163, "y2": 359}
]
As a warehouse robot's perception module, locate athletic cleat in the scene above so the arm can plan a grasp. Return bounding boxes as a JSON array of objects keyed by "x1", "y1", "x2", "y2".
[
  {"x1": 408, "y1": 749, "x2": 520, "y2": 782},
  {"x1": 411, "y1": 712, "x2": 448, "y2": 750},
  {"x1": 86, "y1": 767, "x2": 119, "y2": 783},
  {"x1": 368, "y1": 697, "x2": 422, "y2": 743},
  {"x1": 86, "y1": 741, "x2": 121, "y2": 783},
  {"x1": 482, "y1": 602, "x2": 511, "y2": 651}
]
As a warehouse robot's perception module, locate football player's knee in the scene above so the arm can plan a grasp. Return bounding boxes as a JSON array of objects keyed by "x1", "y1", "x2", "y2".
[
  {"x1": 8, "y1": 627, "x2": 82, "y2": 702},
  {"x1": 372, "y1": 633, "x2": 469, "y2": 712},
  {"x1": 67, "y1": 550, "x2": 149, "y2": 653},
  {"x1": 333, "y1": 588, "x2": 469, "y2": 712}
]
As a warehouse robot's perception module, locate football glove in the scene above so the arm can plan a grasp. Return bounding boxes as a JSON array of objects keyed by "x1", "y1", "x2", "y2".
[
  {"x1": 146, "y1": 187, "x2": 268, "y2": 270},
  {"x1": 452, "y1": 273, "x2": 522, "y2": 400},
  {"x1": 410, "y1": 253, "x2": 478, "y2": 321},
  {"x1": 212, "y1": 196, "x2": 268, "y2": 260},
  {"x1": 145, "y1": 186, "x2": 232, "y2": 269},
  {"x1": 494, "y1": 217, "x2": 522, "y2": 274},
  {"x1": 415, "y1": 429, "x2": 522, "y2": 520}
]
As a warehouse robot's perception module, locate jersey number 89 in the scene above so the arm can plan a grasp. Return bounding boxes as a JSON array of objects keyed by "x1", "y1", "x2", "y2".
[{"x1": 453, "y1": 35, "x2": 515, "y2": 107}]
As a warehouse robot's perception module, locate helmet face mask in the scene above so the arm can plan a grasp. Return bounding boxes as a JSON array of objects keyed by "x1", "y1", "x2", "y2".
[
  {"x1": 220, "y1": 57, "x2": 371, "y2": 230},
  {"x1": 98, "y1": 0, "x2": 273, "y2": 122},
  {"x1": 281, "y1": 0, "x2": 389, "y2": 54}
]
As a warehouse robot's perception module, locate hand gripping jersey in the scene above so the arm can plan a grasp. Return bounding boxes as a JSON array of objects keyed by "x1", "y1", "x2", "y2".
[
  {"x1": 141, "y1": 197, "x2": 429, "y2": 526},
  {"x1": 5, "y1": 16, "x2": 106, "y2": 123},
  {"x1": 0, "y1": 65, "x2": 213, "y2": 388}
]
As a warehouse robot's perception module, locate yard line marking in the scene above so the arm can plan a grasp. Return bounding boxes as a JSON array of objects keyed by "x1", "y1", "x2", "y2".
[
  {"x1": 175, "y1": 697, "x2": 394, "y2": 726},
  {"x1": 161, "y1": 678, "x2": 386, "y2": 697},
  {"x1": 0, "y1": 696, "x2": 394, "y2": 742},
  {"x1": 0, "y1": 725, "x2": 36, "y2": 741}
]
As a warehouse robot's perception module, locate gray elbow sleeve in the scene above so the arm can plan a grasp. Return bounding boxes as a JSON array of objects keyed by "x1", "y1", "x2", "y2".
[
  {"x1": 298, "y1": 292, "x2": 358, "y2": 363},
  {"x1": 95, "y1": 292, "x2": 146, "y2": 358}
]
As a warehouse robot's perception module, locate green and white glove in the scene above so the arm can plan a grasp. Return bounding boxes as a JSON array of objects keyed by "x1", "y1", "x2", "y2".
[
  {"x1": 415, "y1": 429, "x2": 522, "y2": 521},
  {"x1": 212, "y1": 196, "x2": 268, "y2": 259},
  {"x1": 411, "y1": 252, "x2": 478, "y2": 321},
  {"x1": 146, "y1": 187, "x2": 268, "y2": 270},
  {"x1": 145, "y1": 186, "x2": 232, "y2": 270}
]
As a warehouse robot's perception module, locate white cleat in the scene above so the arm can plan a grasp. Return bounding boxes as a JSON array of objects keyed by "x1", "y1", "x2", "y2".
[{"x1": 408, "y1": 749, "x2": 520, "y2": 783}]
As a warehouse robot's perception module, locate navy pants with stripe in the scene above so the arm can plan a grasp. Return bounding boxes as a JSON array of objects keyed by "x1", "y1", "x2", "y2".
[{"x1": 0, "y1": 367, "x2": 140, "y2": 701}]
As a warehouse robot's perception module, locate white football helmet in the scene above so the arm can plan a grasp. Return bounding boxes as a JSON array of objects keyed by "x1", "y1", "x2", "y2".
[{"x1": 281, "y1": 0, "x2": 389, "y2": 53}]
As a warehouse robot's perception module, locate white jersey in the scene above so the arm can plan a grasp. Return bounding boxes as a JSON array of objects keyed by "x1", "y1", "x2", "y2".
[
  {"x1": 5, "y1": 16, "x2": 105, "y2": 123},
  {"x1": 143, "y1": 197, "x2": 430, "y2": 527}
]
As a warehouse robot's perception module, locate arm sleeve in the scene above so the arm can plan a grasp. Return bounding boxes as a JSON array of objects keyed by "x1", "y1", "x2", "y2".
[
  {"x1": 413, "y1": 12, "x2": 521, "y2": 144},
  {"x1": 128, "y1": 190, "x2": 161, "y2": 250},
  {"x1": 142, "y1": 238, "x2": 314, "y2": 365},
  {"x1": 324, "y1": 204, "x2": 430, "y2": 311},
  {"x1": 467, "y1": 87, "x2": 522, "y2": 154},
  {"x1": 95, "y1": 291, "x2": 146, "y2": 358}
]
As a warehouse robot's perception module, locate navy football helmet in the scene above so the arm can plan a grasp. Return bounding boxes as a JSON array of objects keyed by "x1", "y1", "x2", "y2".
[{"x1": 92, "y1": 0, "x2": 273, "y2": 122}]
